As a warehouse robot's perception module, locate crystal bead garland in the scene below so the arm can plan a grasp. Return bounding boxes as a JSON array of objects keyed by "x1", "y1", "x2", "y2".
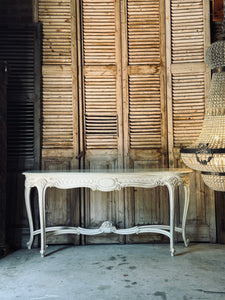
[{"x1": 180, "y1": 41, "x2": 225, "y2": 191}]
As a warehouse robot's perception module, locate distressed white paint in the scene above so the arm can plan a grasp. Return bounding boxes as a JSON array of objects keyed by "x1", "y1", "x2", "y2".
[{"x1": 23, "y1": 168, "x2": 192, "y2": 257}]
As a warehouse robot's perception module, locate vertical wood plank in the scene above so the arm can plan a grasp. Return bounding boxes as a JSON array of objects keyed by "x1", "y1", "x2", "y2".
[
  {"x1": 165, "y1": 0, "x2": 174, "y2": 167},
  {"x1": 212, "y1": 0, "x2": 224, "y2": 21},
  {"x1": 215, "y1": 191, "x2": 225, "y2": 243},
  {"x1": 0, "y1": 62, "x2": 8, "y2": 256}
]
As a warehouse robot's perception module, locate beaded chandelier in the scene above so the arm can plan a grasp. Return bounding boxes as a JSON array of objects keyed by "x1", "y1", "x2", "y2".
[{"x1": 181, "y1": 41, "x2": 225, "y2": 191}]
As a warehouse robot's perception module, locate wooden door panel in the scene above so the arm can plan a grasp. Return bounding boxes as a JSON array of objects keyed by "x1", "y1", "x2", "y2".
[
  {"x1": 125, "y1": 158, "x2": 169, "y2": 243},
  {"x1": 42, "y1": 158, "x2": 80, "y2": 245},
  {"x1": 84, "y1": 156, "x2": 124, "y2": 244},
  {"x1": 166, "y1": 0, "x2": 216, "y2": 242},
  {"x1": 175, "y1": 151, "x2": 216, "y2": 242},
  {"x1": 122, "y1": 0, "x2": 168, "y2": 244}
]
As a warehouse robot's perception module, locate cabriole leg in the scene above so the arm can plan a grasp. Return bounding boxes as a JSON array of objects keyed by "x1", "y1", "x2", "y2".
[
  {"x1": 167, "y1": 183, "x2": 175, "y2": 256},
  {"x1": 38, "y1": 186, "x2": 47, "y2": 257},
  {"x1": 25, "y1": 185, "x2": 33, "y2": 249},
  {"x1": 182, "y1": 183, "x2": 190, "y2": 247}
]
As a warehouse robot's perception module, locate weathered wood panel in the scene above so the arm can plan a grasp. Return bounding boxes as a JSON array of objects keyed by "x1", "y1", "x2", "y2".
[
  {"x1": 42, "y1": 66, "x2": 74, "y2": 149},
  {"x1": 121, "y1": 0, "x2": 168, "y2": 243},
  {"x1": 80, "y1": 0, "x2": 124, "y2": 244},
  {"x1": 84, "y1": 159, "x2": 124, "y2": 244},
  {"x1": 125, "y1": 159, "x2": 170, "y2": 244},
  {"x1": 166, "y1": 0, "x2": 216, "y2": 242},
  {"x1": 38, "y1": 0, "x2": 80, "y2": 244},
  {"x1": 42, "y1": 158, "x2": 80, "y2": 245},
  {"x1": 212, "y1": 0, "x2": 224, "y2": 21},
  {"x1": 38, "y1": 0, "x2": 216, "y2": 246},
  {"x1": 215, "y1": 191, "x2": 225, "y2": 243}
]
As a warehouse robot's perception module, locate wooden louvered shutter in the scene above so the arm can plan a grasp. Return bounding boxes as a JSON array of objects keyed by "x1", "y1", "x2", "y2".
[
  {"x1": 166, "y1": 0, "x2": 216, "y2": 242},
  {"x1": 121, "y1": 0, "x2": 168, "y2": 243},
  {"x1": 79, "y1": 0, "x2": 124, "y2": 244},
  {"x1": 0, "y1": 24, "x2": 40, "y2": 247},
  {"x1": 123, "y1": 0, "x2": 167, "y2": 166},
  {"x1": 38, "y1": 0, "x2": 80, "y2": 245},
  {"x1": 38, "y1": 0, "x2": 77, "y2": 158},
  {"x1": 81, "y1": 0, "x2": 122, "y2": 164},
  {"x1": 0, "y1": 24, "x2": 40, "y2": 170}
]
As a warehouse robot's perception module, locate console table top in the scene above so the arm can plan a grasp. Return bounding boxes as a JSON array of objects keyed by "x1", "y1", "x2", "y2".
[{"x1": 23, "y1": 168, "x2": 192, "y2": 176}]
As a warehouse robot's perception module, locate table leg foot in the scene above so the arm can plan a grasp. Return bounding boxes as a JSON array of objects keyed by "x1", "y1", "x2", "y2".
[
  {"x1": 184, "y1": 238, "x2": 190, "y2": 248},
  {"x1": 27, "y1": 240, "x2": 33, "y2": 250},
  {"x1": 170, "y1": 248, "x2": 176, "y2": 257},
  {"x1": 40, "y1": 250, "x2": 45, "y2": 258}
]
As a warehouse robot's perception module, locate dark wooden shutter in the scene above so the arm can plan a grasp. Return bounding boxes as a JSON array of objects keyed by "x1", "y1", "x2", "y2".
[
  {"x1": 0, "y1": 24, "x2": 40, "y2": 170},
  {"x1": 0, "y1": 24, "x2": 41, "y2": 248},
  {"x1": 0, "y1": 62, "x2": 8, "y2": 255}
]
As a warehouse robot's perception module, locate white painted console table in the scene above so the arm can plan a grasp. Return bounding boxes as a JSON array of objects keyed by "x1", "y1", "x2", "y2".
[{"x1": 23, "y1": 168, "x2": 192, "y2": 257}]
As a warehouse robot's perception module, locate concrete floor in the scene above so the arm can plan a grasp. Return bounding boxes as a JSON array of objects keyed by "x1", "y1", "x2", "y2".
[{"x1": 0, "y1": 243, "x2": 225, "y2": 300}]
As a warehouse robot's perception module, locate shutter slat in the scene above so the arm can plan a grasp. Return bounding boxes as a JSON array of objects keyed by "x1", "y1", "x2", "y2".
[{"x1": 172, "y1": 73, "x2": 205, "y2": 147}]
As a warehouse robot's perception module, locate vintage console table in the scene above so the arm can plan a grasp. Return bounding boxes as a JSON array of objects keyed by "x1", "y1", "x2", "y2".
[{"x1": 23, "y1": 168, "x2": 192, "y2": 257}]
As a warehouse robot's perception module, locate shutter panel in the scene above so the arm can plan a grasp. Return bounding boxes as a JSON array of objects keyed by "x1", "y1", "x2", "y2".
[
  {"x1": 0, "y1": 24, "x2": 40, "y2": 248},
  {"x1": 81, "y1": 0, "x2": 121, "y2": 155},
  {"x1": 166, "y1": 0, "x2": 216, "y2": 242},
  {"x1": 0, "y1": 24, "x2": 40, "y2": 170},
  {"x1": 172, "y1": 72, "x2": 205, "y2": 147},
  {"x1": 127, "y1": 0, "x2": 160, "y2": 65},
  {"x1": 166, "y1": 0, "x2": 209, "y2": 159},
  {"x1": 84, "y1": 74, "x2": 118, "y2": 149},
  {"x1": 38, "y1": 0, "x2": 75, "y2": 154},
  {"x1": 38, "y1": 0, "x2": 80, "y2": 246},
  {"x1": 168, "y1": 0, "x2": 206, "y2": 151},
  {"x1": 42, "y1": 67, "x2": 73, "y2": 149},
  {"x1": 171, "y1": 1, "x2": 205, "y2": 64},
  {"x1": 39, "y1": 0, "x2": 72, "y2": 65},
  {"x1": 123, "y1": 0, "x2": 168, "y2": 243},
  {"x1": 80, "y1": 0, "x2": 124, "y2": 245},
  {"x1": 82, "y1": 0, "x2": 116, "y2": 65},
  {"x1": 129, "y1": 74, "x2": 161, "y2": 148},
  {"x1": 124, "y1": 0, "x2": 166, "y2": 157}
]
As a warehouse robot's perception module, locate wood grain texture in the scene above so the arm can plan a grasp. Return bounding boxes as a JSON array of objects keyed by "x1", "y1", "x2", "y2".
[
  {"x1": 166, "y1": 0, "x2": 215, "y2": 242},
  {"x1": 38, "y1": 0, "x2": 216, "y2": 244}
]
